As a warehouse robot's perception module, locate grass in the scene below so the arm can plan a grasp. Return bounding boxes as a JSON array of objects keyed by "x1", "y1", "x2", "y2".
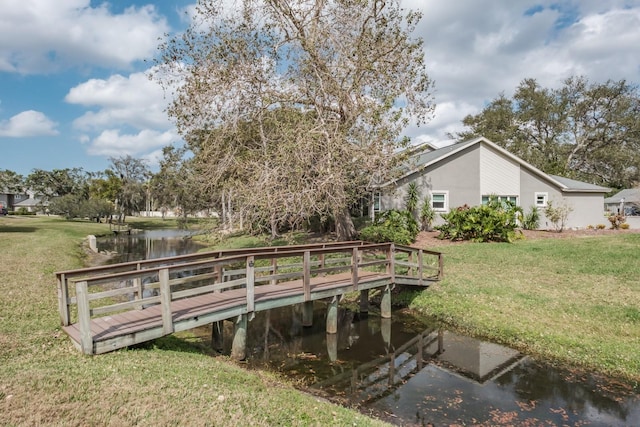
[
  {"x1": 0, "y1": 215, "x2": 389, "y2": 426},
  {"x1": 403, "y1": 233, "x2": 640, "y2": 383}
]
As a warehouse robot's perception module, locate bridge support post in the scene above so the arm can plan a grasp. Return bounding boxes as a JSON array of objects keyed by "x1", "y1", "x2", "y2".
[
  {"x1": 302, "y1": 301, "x2": 313, "y2": 327},
  {"x1": 211, "y1": 321, "x2": 224, "y2": 352},
  {"x1": 381, "y1": 284, "x2": 392, "y2": 319},
  {"x1": 381, "y1": 317, "x2": 391, "y2": 351},
  {"x1": 326, "y1": 333, "x2": 338, "y2": 362},
  {"x1": 359, "y1": 289, "x2": 369, "y2": 314},
  {"x1": 231, "y1": 314, "x2": 247, "y2": 360},
  {"x1": 326, "y1": 296, "x2": 340, "y2": 334}
]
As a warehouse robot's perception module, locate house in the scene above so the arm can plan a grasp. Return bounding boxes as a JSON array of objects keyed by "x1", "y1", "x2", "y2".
[
  {"x1": 604, "y1": 188, "x2": 640, "y2": 229},
  {"x1": 0, "y1": 190, "x2": 29, "y2": 212},
  {"x1": 14, "y1": 194, "x2": 48, "y2": 213},
  {"x1": 375, "y1": 136, "x2": 611, "y2": 230}
]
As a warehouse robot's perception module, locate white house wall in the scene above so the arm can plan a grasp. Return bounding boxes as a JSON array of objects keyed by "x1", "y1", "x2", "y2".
[{"x1": 479, "y1": 145, "x2": 520, "y2": 196}]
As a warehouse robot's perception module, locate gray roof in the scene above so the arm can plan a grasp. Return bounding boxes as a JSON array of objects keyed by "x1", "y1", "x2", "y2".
[
  {"x1": 382, "y1": 136, "x2": 610, "y2": 194},
  {"x1": 548, "y1": 175, "x2": 610, "y2": 192},
  {"x1": 14, "y1": 197, "x2": 47, "y2": 207},
  {"x1": 604, "y1": 188, "x2": 640, "y2": 204}
]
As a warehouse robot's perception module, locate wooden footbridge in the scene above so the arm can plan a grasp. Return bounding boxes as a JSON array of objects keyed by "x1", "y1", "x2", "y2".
[{"x1": 56, "y1": 241, "x2": 443, "y2": 357}]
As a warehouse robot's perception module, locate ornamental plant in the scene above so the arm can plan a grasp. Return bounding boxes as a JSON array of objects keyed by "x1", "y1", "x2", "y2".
[
  {"x1": 359, "y1": 209, "x2": 419, "y2": 245},
  {"x1": 436, "y1": 196, "x2": 522, "y2": 242}
]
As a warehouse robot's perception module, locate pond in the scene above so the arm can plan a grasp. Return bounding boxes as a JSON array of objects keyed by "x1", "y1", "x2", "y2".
[{"x1": 97, "y1": 230, "x2": 640, "y2": 426}]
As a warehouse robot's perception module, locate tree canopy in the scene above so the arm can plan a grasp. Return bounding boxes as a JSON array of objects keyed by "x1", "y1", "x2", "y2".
[
  {"x1": 454, "y1": 76, "x2": 640, "y2": 189},
  {"x1": 153, "y1": 0, "x2": 434, "y2": 239}
]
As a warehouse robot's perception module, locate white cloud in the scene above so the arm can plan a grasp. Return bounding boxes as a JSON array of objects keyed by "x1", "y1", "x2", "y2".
[
  {"x1": 0, "y1": 110, "x2": 58, "y2": 137},
  {"x1": 67, "y1": 71, "x2": 172, "y2": 131},
  {"x1": 405, "y1": 0, "x2": 640, "y2": 143},
  {"x1": 0, "y1": 0, "x2": 169, "y2": 74},
  {"x1": 87, "y1": 129, "x2": 178, "y2": 157}
]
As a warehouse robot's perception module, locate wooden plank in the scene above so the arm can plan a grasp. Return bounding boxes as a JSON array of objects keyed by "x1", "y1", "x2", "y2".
[
  {"x1": 91, "y1": 295, "x2": 161, "y2": 316},
  {"x1": 246, "y1": 256, "x2": 255, "y2": 312},
  {"x1": 159, "y1": 268, "x2": 174, "y2": 335},
  {"x1": 75, "y1": 280, "x2": 93, "y2": 354},
  {"x1": 418, "y1": 250, "x2": 424, "y2": 286},
  {"x1": 351, "y1": 247, "x2": 359, "y2": 291},
  {"x1": 57, "y1": 273, "x2": 70, "y2": 326},
  {"x1": 303, "y1": 251, "x2": 311, "y2": 302}
]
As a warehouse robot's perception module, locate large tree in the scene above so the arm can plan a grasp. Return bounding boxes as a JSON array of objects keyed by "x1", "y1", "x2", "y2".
[
  {"x1": 108, "y1": 155, "x2": 150, "y2": 216},
  {"x1": 455, "y1": 76, "x2": 640, "y2": 189},
  {"x1": 0, "y1": 169, "x2": 24, "y2": 193},
  {"x1": 153, "y1": 0, "x2": 434, "y2": 240},
  {"x1": 25, "y1": 168, "x2": 90, "y2": 201}
]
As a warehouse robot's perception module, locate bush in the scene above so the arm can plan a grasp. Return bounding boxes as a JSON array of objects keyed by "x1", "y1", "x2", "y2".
[
  {"x1": 596, "y1": 224, "x2": 606, "y2": 230},
  {"x1": 608, "y1": 213, "x2": 626, "y2": 229},
  {"x1": 436, "y1": 197, "x2": 522, "y2": 242},
  {"x1": 544, "y1": 200, "x2": 573, "y2": 232},
  {"x1": 359, "y1": 209, "x2": 419, "y2": 245},
  {"x1": 620, "y1": 223, "x2": 630, "y2": 230},
  {"x1": 520, "y1": 206, "x2": 540, "y2": 230}
]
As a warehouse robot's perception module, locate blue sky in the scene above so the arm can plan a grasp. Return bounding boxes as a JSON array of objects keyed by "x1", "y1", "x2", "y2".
[{"x1": 1, "y1": 1, "x2": 639, "y2": 177}]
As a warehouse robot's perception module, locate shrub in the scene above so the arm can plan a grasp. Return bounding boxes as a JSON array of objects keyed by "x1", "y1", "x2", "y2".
[
  {"x1": 419, "y1": 196, "x2": 436, "y2": 231},
  {"x1": 596, "y1": 224, "x2": 606, "y2": 230},
  {"x1": 436, "y1": 197, "x2": 522, "y2": 242},
  {"x1": 359, "y1": 209, "x2": 419, "y2": 245},
  {"x1": 520, "y1": 206, "x2": 540, "y2": 230},
  {"x1": 620, "y1": 223, "x2": 630, "y2": 230},
  {"x1": 608, "y1": 213, "x2": 626, "y2": 229},
  {"x1": 543, "y1": 200, "x2": 573, "y2": 232}
]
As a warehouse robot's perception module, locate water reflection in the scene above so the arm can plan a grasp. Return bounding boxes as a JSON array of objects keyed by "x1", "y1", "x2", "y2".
[
  {"x1": 204, "y1": 305, "x2": 639, "y2": 427},
  {"x1": 97, "y1": 229, "x2": 204, "y2": 263}
]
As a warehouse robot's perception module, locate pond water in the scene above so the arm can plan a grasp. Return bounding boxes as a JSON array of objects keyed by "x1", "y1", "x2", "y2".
[
  {"x1": 96, "y1": 228, "x2": 205, "y2": 263},
  {"x1": 98, "y1": 230, "x2": 640, "y2": 426}
]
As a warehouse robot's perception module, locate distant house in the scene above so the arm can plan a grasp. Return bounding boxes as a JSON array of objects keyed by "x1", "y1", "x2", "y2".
[
  {"x1": 14, "y1": 193, "x2": 48, "y2": 213},
  {"x1": 375, "y1": 136, "x2": 611, "y2": 230},
  {"x1": 604, "y1": 188, "x2": 640, "y2": 229},
  {"x1": 0, "y1": 190, "x2": 29, "y2": 211}
]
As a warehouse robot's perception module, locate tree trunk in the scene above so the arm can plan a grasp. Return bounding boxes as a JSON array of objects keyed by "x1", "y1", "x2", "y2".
[{"x1": 334, "y1": 206, "x2": 357, "y2": 241}]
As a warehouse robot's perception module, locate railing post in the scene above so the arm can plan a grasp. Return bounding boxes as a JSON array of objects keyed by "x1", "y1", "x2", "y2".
[
  {"x1": 270, "y1": 257, "x2": 278, "y2": 286},
  {"x1": 75, "y1": 280, "x2": 93, "y2": 354},
  {"x1": 214, "y1": 264, "x2": 222, "y2": 293},
  {"x1": 159, "y1": 268, "x2": 174, "y2": 335},
  {"x1": 409, "y1": 251, "x2": 415, "y2": 277},
  {"x1": 57, "y1": 273, "x2": 70, "y2": 326},
  {"x1": 418, "y1": 249, "x2": 424, "y2": 286},
  {"x1": 387, "y1": 243, "x2": 395, "y2": 282},
  {"x1": 351, "y1": 247, "x2": 359, "y2": 291},
  {"x1": 303, "y1": 251, "x2": 311, "y2": 302},
  {"x1": 246, "y1": 256, "x2": 255, "y2": 313}
]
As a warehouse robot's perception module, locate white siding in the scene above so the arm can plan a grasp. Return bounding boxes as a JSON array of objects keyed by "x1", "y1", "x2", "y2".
[{"x1": 480, "y1": 146, "x2": 519, "y2": 197}]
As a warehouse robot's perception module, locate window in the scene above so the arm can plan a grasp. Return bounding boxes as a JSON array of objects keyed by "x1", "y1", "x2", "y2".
[
  {"x1": 535, "y1": 192, "x2": 548, "y2": 207},
  {"x1": 373, "y1": 192, "x2": 381, "y2": 212},
  {"x1": 431, "y1": 192, "x2": 448, "y2": 212},
  {"x1": 482, "y1": 195, "x2": 518, "y2": 206}
]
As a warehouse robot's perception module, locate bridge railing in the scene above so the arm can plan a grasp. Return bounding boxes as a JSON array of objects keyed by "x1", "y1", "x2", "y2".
[{"x1": 56, "y1": 241, "x2": 442, "y2": 354}]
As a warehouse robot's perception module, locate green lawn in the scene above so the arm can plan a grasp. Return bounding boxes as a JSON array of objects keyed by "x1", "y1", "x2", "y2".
[
  {"x1": 0, "y1": 216, "x2": 388, "y2": 426},
  {"x1": 403, "y1": 232, "x2": 640, "y2": 383}
]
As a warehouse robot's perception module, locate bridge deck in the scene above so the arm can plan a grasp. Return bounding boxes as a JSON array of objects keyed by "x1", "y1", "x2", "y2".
[{"x1": 56, "y1": 241, "x2": 443, "y2": 355}]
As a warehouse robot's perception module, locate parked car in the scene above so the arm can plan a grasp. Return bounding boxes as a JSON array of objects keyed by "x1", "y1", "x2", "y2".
[{"x1": 624, "y1": 205, "x2": 640, "y2": 216}]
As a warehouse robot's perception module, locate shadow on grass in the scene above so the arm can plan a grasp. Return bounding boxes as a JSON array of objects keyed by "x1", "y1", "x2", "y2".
[
  {"x1": 129, "y1": 334, "x2": 216, "y2": 356},
  {"x1": 0, "y1": 225, "x2": 37, "y2": 233}
]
